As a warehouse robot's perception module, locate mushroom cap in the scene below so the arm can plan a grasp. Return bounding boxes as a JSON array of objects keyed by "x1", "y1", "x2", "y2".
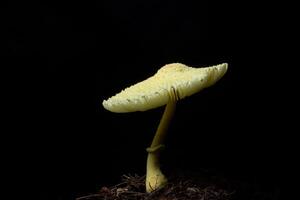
[{"x1": 103, "y1": 63, "x2": 228, "y2": 113}]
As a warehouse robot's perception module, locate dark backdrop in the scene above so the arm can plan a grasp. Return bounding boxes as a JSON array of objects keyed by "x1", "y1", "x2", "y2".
[{"x1": 5, "y1": 1, "x2": 293, "y2": 200}]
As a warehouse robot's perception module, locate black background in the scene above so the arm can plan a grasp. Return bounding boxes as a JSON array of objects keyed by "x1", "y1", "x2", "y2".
[{"x1": 5, "y1": 1, "x2": 295, "y2": 200}]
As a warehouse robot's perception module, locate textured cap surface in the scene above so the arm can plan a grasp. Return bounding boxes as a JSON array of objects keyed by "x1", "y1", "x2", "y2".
[{"x1": 103, "y1": 63, "x2": 228, "y2": 113}]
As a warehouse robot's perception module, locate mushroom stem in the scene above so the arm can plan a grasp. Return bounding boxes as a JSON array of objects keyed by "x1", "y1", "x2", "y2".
[{"x1": 146, "y1": 89, "x2": 177, "y2": 192}]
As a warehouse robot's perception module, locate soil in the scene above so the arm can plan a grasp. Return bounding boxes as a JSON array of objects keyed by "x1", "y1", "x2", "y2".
[{"x1": 76, "y1": 170, "x2": 278, "y2": 200}]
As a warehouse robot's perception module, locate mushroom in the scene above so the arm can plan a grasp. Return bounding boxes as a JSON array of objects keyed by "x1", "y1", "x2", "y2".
[{"x1": 102, "y1": 63, "x2": 228, "y2": 192}]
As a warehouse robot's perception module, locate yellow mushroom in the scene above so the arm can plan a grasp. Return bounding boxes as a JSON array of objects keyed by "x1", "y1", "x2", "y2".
[{"x1": 102, "y1": 63, "x2": 228, "y2": 192}]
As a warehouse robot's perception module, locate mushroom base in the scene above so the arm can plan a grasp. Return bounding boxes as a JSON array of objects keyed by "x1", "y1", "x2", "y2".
[{"x1": 146, "y1": 151, "x2": 167, "y2": 192}]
